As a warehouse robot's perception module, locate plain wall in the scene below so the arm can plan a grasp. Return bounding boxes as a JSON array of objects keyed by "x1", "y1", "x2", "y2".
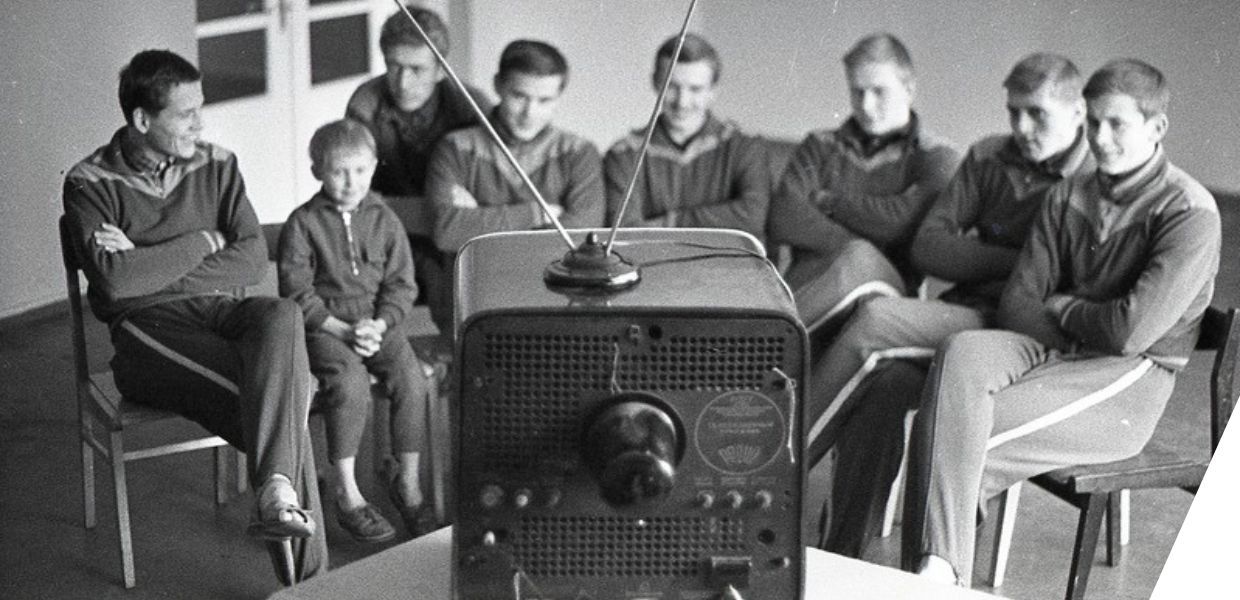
[
  {"x1": 2, "y1": 0, "x2": 1237, "y2": 319},
  {"x1": 463, "y1": 0, "x2": 1239, "y2": 191},
  {"x1": 0, "y1": 1, "x2": 195, "y2": 319}
]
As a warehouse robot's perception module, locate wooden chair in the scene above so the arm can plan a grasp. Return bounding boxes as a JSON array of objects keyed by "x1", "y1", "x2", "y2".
[
  {"x1": 980, "y1": 305, "x2": 1240, "y2": 599},
  {"x1": 59, "y1": 216, "x2": 247, "y2": 588}
]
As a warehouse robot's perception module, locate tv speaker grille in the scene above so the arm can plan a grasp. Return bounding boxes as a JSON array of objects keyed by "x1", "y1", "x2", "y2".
[
  {"x1": 511, "y1": 516, "x2": 745, "y2": 578},
  {"x1": 480, "y1": 332, "x2": 786, "y2": 470}
]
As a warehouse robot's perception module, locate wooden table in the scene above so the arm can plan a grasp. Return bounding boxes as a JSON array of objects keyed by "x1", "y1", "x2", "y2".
[{"x1": 269, "y1": 527, "x2": 1002, "y2": 599}]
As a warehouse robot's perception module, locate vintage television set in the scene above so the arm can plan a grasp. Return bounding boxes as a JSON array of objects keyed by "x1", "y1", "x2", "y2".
[
  {"x1": 450, "y1": 229, "x2": 808, "y2": 600},
  {"x1": 381, "y1": 1, "x2": 810, "y2": 597}
]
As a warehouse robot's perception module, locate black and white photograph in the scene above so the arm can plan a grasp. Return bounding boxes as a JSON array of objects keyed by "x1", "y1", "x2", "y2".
[{"x1": 1, "y1": 1, "x2": 1237, "y2": 598}]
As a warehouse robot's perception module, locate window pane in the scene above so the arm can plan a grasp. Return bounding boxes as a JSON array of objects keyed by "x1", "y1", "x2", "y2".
[
  {"x1": 197, "y1": 0, "x2": 265, "y2": 23},
  {"x1": 309, "y1": 15, "x2": 370, "y2": 85},
  {"x1": 198, "y1": 30, "x2": 268, "y2": 104}
]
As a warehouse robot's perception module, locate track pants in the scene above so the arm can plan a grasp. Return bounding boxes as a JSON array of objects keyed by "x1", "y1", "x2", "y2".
[
  {"x1": 110, "y1": 295, "x2": 327, "y2": 584},
  {"x1": 805, "y1": 297, "x2": 985, "y2": 466},
  {"x1": 307, "y1": 328, "x2": 429, "y2": 462},
  {"x1": 820, "y1": 359, "x2": 926, "y2": 557},
  {"x1": 901, "y1": 330, "x2": 1174, "y2": 585},
  {"x1": 786, "y1": 238, "x2": 907, "y2": 339}
]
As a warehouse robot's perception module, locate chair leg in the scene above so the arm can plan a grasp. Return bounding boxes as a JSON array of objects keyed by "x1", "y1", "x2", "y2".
[
  {"x1": 979, "y1": 482, "x2": 1022, "y2": 587},
  {"x1": 279, "y1": 539, "x2": 296, "y2": 586},
  {"x1": 82, "y1": 437, "x2": 96, "y2": 529},
  {"x1": 235, "y1": 449, "x2": 248, "y2": 495},
  {"x1": 214, "y1": 446, "x2": 229, "y2": 505},
  {"x1": 1105, "y1": 490, "x2": 1128, "y2": 566},
  {"x1": 1066, "y1": 493, "x2": 1107, "y2": 600},
  {"x1": 108, "y1": 431, "x2": 136, "y2": 589},
  {"x1": 368, "y1": 377, "x2": 392, "y2": 479},
  {"x1": 881, "y1": 410, "x2": 918, "y2": 538},
  {"x1": 880, "y1": 447, "x2": 906, "y2": 538},
  {"x1": 426, "y1": 376, "x2": 446, "y2": 525}
]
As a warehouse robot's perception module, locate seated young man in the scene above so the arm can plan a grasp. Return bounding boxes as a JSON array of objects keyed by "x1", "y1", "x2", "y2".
[
  {"x1": 603, "y1": 33, "x2": 769, "y2": 241},
  {"x1": 428, "y1": 39, "x2": 603, "y2": 255},
  {"x1": 766, "y1": 33, "x2": 960, "y2": 334},
  {"x1": 807, "y1": 53, "x2": 1094, "y2": 558},
  {"x1": 902, "y1": 59, "x2": 1220, "y2": 587},
  {"x1": 62, "y1": 50, "x2": 325, "y2": 583},
  {"x1": 346, "y1": 5, "x2": 491, "y2": 333},
  {"x1": 278, "y1": 119, "x2": 434, "y2": 542}
]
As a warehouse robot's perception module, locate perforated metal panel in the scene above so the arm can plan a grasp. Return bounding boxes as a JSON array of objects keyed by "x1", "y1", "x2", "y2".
[
  {"x1": 512, "y1": 516, "x2": 745, "y2": 578},
  {"x1": 479, "y1": 330, "x2": 787, "y2": 471}
]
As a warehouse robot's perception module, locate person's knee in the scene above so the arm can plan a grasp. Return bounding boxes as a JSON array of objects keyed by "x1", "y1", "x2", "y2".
[
  {"x1": 317, "y1": 363, "x2": 371, "y2": 410},
  {"x1": 938, "y1": 330, "x2": 1001, "y2": 367}
]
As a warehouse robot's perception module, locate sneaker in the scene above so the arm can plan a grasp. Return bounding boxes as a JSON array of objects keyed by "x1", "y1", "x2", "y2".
[{"x1": 336, "y1": 503, "x2": 396, "y2": 543}]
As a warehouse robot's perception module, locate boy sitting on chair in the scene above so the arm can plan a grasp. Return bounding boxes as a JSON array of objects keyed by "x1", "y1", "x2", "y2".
[
  {"x1": 902, "y1": 59, "x2": 1220, "y2": 587},
  {"x1": 279, "y1": 119, "x2": 435, "y2": 542}
]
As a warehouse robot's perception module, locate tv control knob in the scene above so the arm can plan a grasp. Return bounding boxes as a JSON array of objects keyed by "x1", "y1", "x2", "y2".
[
  {"x1": 479, "y1": 484, "x2": 504, "y2": 509},
  {"x1": 724, "y1": 490, "x2": 744, "y2": 510},
  {"x1": 513, "y1": 488, "x2": 533, "y2": 509},
  {"x1": 696, "y1": 491, "x2": 716, "y2": 509},
  {"x1": 755, "y1": 490, "x2": 773, "y2": 509}
]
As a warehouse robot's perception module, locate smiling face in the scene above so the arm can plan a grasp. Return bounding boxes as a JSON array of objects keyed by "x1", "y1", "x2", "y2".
[
  {"x1": 1086, "y1": 93, "x2": 1166, "y2": 175},
  {"x1": 384, "y1": 44, "x2": 443, "y2": 111},
  {"x1": 316, "y1": 148, "x2": 378, "y2": 211},
  {"x1": 134, "y1": 81, "x2": 204, "y2": 160},
  {"x1": 495, "y1": 72, "x2": 564, "y2": 141},
  {"x1": 847, "y1": 61, "x2": 914, "y2": 136},
  {"x1": 1006, "y1": 85, "x2": 1084, "y2": 163},
  {"x1": 655, "y1": 59, "x2": 716, "y2": 142}
]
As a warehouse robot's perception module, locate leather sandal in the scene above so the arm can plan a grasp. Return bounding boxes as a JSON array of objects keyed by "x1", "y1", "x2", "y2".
[
  {"x1": 247, "y1": 504, "x2": 316, "y2": 540},
  {"x1": 247, "y1": 477, "x2": 316, "y2": 540}
]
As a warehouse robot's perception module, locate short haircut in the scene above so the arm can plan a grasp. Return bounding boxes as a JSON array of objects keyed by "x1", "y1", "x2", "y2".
[
  {"x1": 1083, "y1": 59, "x2": 1170, "y2": 118},
  {"x1": 309, "y1": 119, "x2": 377, "y2": 170},
  {"x1": 380, "y1": 5, "x2": 449, "y2": 55},
  {"x1": 651, "y1": 32, "x2": 721, "y2": 85},
  {"x1": 498, "y1": 39, "x2": 569, "y2": 87},
  {"x1": 118, "y1": 49, "x2": 201, "y2": 125},
  {"x1": 842, "y1": 33, "x2": 913, "y2": 80},
  {"x1": 1003, "y1": 52, "x2": 1083, "y2": 102}
]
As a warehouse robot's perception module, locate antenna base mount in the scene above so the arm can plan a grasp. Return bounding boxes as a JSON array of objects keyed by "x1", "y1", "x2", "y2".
[{"x1": 544, "y1": 232, "x2": 641, "y2": 292}]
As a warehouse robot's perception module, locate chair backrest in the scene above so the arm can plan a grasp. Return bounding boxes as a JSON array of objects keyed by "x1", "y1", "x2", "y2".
[
  {"x1": 59, "y1": 215, "x2": 93, "y2": 386},
  {"x1": 1197, "y1": 305, "x2": 1240, "y2": 454}
]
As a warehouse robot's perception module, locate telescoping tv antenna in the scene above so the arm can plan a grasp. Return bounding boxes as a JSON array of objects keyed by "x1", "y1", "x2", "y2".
[{"x1": 390, "y1": 0, "x2": 700, "y2": 292}]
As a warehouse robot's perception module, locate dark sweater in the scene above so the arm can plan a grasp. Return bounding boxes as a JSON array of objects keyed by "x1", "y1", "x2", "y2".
[
  {"x1": 603, "y1": 113, "x2": 770, "y2": 240},
  {"x1": 62, "y1": 127, "x2": 267, "y2": 324},
  {"x1": 767, "y1": 114, "x2": 960, "y2": 282},
  {"x1": 277, "y1": 191, "x2": 417, "y2": 332},
  {"x1": 346, "y1": 76, "x2": 491, "y2": 237},
  {"x1": 999, "y1": 146, "x2": 1220, "y2": 371},
  {"x1": 913, "y1": 131, "x2": 1094, "y2": 311},
  {"x1": 427, "y1": 117, "x2": 604, "y2": 253}
]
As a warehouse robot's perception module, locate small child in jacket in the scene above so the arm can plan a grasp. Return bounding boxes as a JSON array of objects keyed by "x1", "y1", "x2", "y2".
[{"x1": 278, "y1": 119, "x2": 435, "y2": 542}]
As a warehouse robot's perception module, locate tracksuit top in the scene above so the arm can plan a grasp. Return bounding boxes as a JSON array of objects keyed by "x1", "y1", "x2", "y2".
[
  {"x1": 999, "y1": 146, "x2": 1220, "y2": 371},
  {"x1": 277, "y1": 191, "x2": 417, "y2": 332},
  {"x1": 427, "y1": 114, "x2": 604, "y2": 253},
  {"x1": 62, "y1": 127, "x2": 268, "y2": 324},
  {"x1": 346, "y1": 77, "x2": 491, "y2": 237},
  {"x1": 602, "y1": 113, "x2": 770, "y2": 240},
  {"x1": 913, "y1": 131, "x2": 1094, "y2": 311},
  {"x1": 767, "y1": 113, "x2": 960, "y2": 282}
]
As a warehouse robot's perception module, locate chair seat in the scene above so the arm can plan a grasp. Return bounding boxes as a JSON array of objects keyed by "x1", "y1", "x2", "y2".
[{"x1": 1034, "y1": 439, "x2": 1208, "y2": 496}]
